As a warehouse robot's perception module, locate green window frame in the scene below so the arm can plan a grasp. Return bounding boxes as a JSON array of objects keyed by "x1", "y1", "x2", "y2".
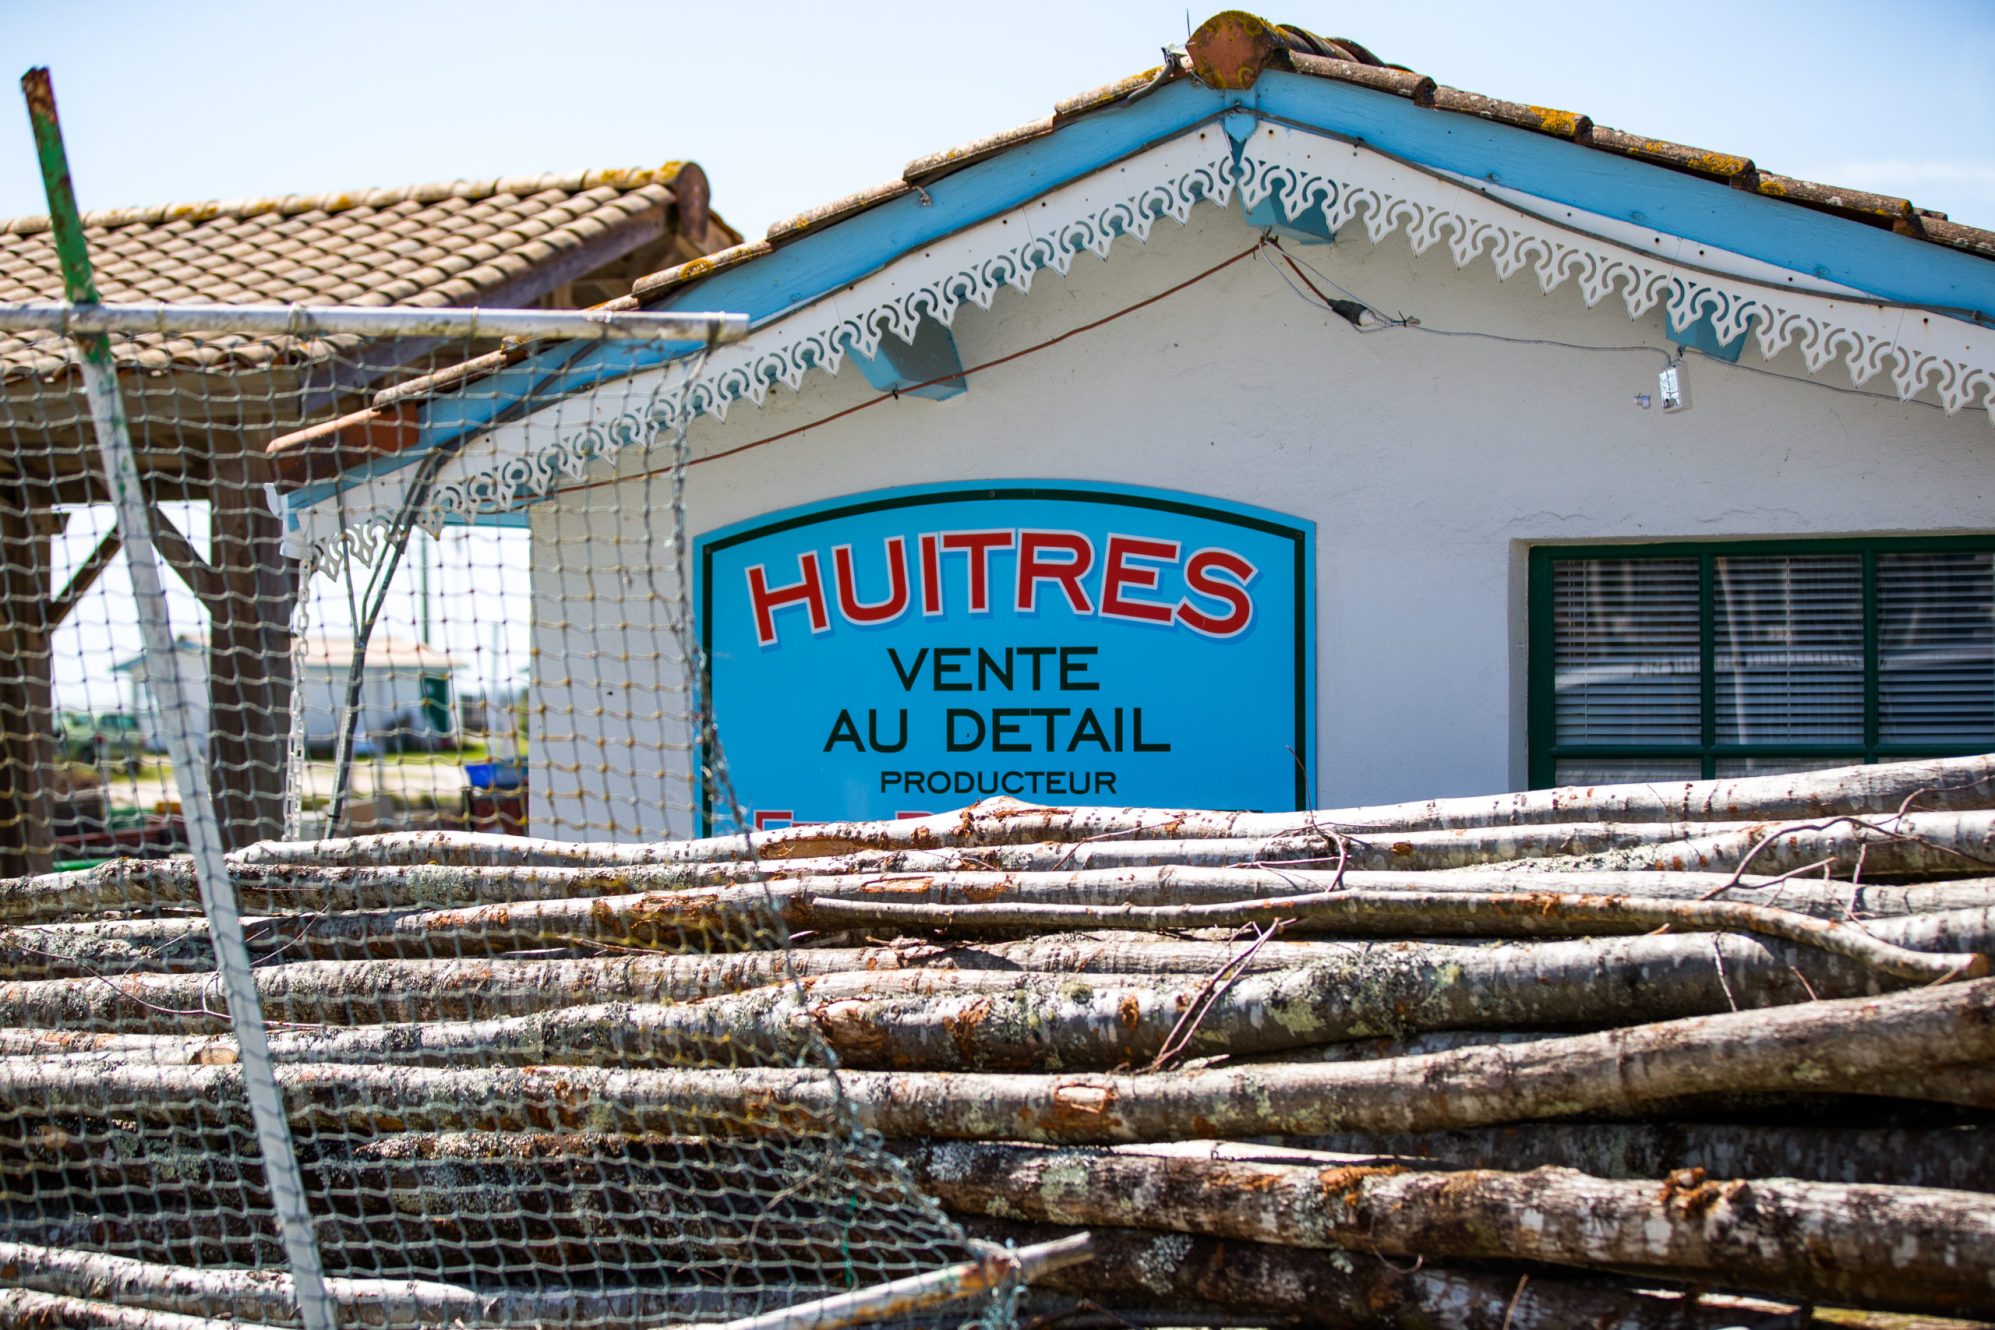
[{"x1": 1527, "y1": 535, "x2": 1995, "y2": 788}]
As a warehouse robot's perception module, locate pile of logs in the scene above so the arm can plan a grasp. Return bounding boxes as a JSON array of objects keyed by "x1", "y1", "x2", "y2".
[{"x1": 2, "y1": 754, "x2": 1994, "y2": 1328}]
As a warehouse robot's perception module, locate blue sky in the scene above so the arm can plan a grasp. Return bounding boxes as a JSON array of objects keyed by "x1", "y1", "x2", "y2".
[{"x1": 6, "y1": 0, "x2": 1993, "y2": 236}]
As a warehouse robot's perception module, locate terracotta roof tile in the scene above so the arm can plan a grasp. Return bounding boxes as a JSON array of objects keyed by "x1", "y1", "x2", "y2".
[
  {"x1": 0, "y1": 162, "x2": 729, "y2": 383},
  {"x1": 674, "y1": 10, "x2": 1994, "y2": 307},
  {"x1": 263, "y1": 11, "x2": 1994, "y2": 482}
]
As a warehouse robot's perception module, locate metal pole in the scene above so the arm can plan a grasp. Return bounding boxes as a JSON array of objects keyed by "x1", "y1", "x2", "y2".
[
  {"x1": 19, "y1": 68, "x2": 335, "y2": 1330},
  {"x1": 418, "y1": 535, "x2": 431, "y2": 647},
  {"x1": 711, "y1": 1234, "x2": 1092, "y2": 1330},
  {"x1": 0, "y1": 299, "x2": 750, "y2": 343}
]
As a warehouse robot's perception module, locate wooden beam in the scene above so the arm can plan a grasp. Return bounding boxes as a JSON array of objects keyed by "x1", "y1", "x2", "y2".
[
  {"x1": 0, "y1": 495, "x2": 56, "y2": 876},
  {"x1": 45, "y1": 526, "x2": 119, "y2": 629},
  {"x1": 205, "y1": 441, "x2": 296, "y2": 850},
  {"x1": 145, "y1": 504, "x2": 223, "y2": 611}
]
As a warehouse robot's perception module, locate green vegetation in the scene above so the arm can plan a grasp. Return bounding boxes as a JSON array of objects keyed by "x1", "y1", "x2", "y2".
[{"x1": 386, "y1": 740, "x2": 491, "y2": 767}]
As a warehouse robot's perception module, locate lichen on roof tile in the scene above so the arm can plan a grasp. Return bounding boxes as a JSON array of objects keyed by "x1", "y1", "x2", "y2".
[{"x1": 0, "y1": 159, "x2": 734, "y2": 383}]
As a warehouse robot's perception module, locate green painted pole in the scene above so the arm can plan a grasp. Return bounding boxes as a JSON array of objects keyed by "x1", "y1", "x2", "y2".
[{"x1": 19, "y1": 68, "x2": 334, "y2": 1330}]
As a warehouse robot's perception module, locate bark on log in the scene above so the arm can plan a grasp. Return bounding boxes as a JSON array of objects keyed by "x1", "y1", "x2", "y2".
[
  {"x1": 13, "y1": 876, "x2": 1975, "y2": 984},
  {"x1": 229, "y1": 812, "x2": 1995, "y2": 876},
  {"x1": 800, "y1": 883, "x2": 1988, "y2": 982},
  {"x1": 2, "y1": 927, "x2": 1976, "y2": 1060},
  {"x1": 0, "y1": 972, "x2": 1628, "y2": 1072},
  {"x1": 962, "y1": 1218, "x2": 1803, "y2": 1330},
  {"x1": 36, "y1": 849, "x2": 1995, "y2": 926},
  {"x1": 14, "y1": 849, "x2": 1995, "y2": 934},
  {"x1": 225, "y1": 754, "x2": 1995, "y2": 866},
  {"x1": 0, "y1": 1240, "x2": 764, "y2": 1328},
  {"x1": 903, "y1": 1142, "x2": 1995, "y2": 1314},
  {"x1": 0, "y1": 917, "x2": 220, "y2": 980},
  {"x1": 0, "y1": 1288, "x2": 289, "y2": 1330},
  {"x1": 0, "y1": 949, "x2": 965, "y2": 1032},
  {"x1": 2, "y1": 977, "x2": 1990, "y2": 1139},
  {"x1": 1279, "y1": 1121, "x2": 1995, "y2": 1191}
]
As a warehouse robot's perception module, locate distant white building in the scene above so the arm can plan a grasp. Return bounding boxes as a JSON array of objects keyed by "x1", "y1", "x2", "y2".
[
  {"x1": 115, "y1": 637, "x2": 208, "y2": 752},
  {"x1": 295, "y1": 636, "x2": 459, "y2": 752},
  {"x1": 121, "y1": 635, "x2": 457, "y2": 754}
]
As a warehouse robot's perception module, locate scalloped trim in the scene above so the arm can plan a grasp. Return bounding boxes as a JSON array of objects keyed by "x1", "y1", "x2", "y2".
[
  {"x1": 291, "y1": 121, "x2": 1995, "y2": 577},
  {"x1": 1237, "y1": 124, "x2": 1995, "y2": 417}
]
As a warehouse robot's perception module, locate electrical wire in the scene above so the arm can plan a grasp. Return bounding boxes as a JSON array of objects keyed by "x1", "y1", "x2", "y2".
[
  {"x1": 1266, "y1": 236, "x2": 1954, "y2": 409},
  {"x1": 543, "y1": 224, "x2": 1958, "y2": 522},
  {"x1": 1267, "y1": 236, "x2": 1675, "y2": 362},
  {"x1": 1678, "y1": 348, "x2": 1952, "y2": 412},
  {"x1": 545, "y1": 241, "x2": 1264, "y2": 501}
]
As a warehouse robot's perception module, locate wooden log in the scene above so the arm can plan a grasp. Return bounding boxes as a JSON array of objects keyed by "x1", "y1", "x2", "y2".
[
  {"x1": 0, "y1": 916, "x2": 219, "y2": 979},
  {"x1": 1534, "y1": 809, "x2": 1995, "y2": 877},
  {"x1": 231, "y1": 810, "x2": 1995, "y2": 875},
  {"x1": 0, "y1": 1240, "x2": 812, "y2": 1326},
  {"x1": 227, "y1": 754, "x2": 1995, "y2": 865},
  {"x1": 44, "y1": 1120, "x2": 1995, "y2": 1224},
  {"x1": 1280, "y1": 1121, "x2": 1995, "y2": 1191},
  {"x1": 903, "y1": 1141, "x2": 1995, "y2": 1314},
  {"x1": 14, "y1": 851, "x2": 1993, "y2": 928},
  {"x1": 798, "y1": 883, "x2": 1988, "y2": 982},
  {"x1": 0, "y1": 1240, "x2": 767, "y2": 1328},
  {"x1": 0, "y1": 925, "x2": 1973, "y2": 1057},
  {"x1": 1256, "y1": 1033, "x2": 1990, "y2": 1112},
  {"x1": 0, "y1": 974, "x2": 1636, "y2": 1072},
  {"x1": 9, "y1": 876, "x2": 1975, "y2": 984},
  {"x1": 35, "y1": 849, "x2": 1995, "y2": 926},
  {"x1": 0, "y1": 976, "x2": 1989, "y2": 1139},
  {"x1": 0, "y1": 936, "x2": 1889, "y2": 1070},
  {"x1": 0, "y1": 1288, "x2": 289, "y2": 1330},
  {"x1": 962, "y1": 1218, "x2": 1803, "y2": 1330}
]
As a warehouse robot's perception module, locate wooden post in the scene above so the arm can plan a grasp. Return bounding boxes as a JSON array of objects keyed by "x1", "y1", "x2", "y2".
[
  {"x1": 0, "y1": 491, "x2": 56, "y2": 875},
  {"x1": 208, "y1": 441, "x2": 294, "y2": 850}
]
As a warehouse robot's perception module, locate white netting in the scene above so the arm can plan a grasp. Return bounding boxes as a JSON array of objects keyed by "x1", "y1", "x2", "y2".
[{"x1": 0, "y1": 309, "x2": 998, "y2": 1328}]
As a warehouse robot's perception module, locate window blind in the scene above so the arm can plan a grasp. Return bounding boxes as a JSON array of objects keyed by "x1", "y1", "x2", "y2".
[
  {"x1": 1714, "y1": 554, "x2": 1863, "y2": 745},
  {"x1": 1533, "y1": 538, "x2": 1995, "y2": 787},
  {"x1": 1880, "y1": 551, "x2": 1995, "y2": 746},
  {"x1": 1551, "y1": 557, "x2": 1699, "y2": 747}
]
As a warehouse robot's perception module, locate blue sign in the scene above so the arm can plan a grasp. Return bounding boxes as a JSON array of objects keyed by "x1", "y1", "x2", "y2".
[{"x1": 695, "y1": 482, "x2": 1314, "y2": 833}]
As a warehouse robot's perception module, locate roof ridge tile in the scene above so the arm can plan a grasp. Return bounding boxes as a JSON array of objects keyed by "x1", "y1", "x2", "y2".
[{"x1": 0, "y1": 162, "x2": 698, "y2": 236}]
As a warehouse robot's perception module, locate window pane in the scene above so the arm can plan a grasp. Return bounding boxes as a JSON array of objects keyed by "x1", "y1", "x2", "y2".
[
  {"x1": 1555, "y1": 758, "x2": 1703, "y2": 786},
  {"x1": 1552, "y1": 558, "x2": 1699, "y2": 746},
  {"x1": 1713, "y1": 755, "x2": 1865, "y2": 778},
  {"x1": 1879, "y1": 552, "x2": 1995, "y2": 746},
  {"x1": 1714, "y1": 555, "x2": 1862, "y2": 745}
]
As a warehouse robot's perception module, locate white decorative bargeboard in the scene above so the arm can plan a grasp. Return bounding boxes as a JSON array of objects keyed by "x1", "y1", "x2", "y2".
[{"x1": 286, "y1": 120, "x2": 1995, "y2": 574}]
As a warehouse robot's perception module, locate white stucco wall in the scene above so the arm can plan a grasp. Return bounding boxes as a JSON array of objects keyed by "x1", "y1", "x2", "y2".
[{"x1": 528, "y1": 194, "x2": 1992, "y2": 838}]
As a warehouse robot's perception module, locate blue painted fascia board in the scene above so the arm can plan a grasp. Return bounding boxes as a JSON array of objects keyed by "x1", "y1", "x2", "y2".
[
  {"x1": 295, "y1": 70, "x2": 1994, "y2": 512},
  {"x1": 285, "y1": 80, "x2": 1242, "y2": 512},
  {"x1": 1249, "y1": 70, "x2": 1995, "y2": 321},
  {"x1": 662, "y1": 70, "x2": 1993, "y2": 332},
  {"x1": 649, "y1": 79, "x2": 1237, "y2": 325}
]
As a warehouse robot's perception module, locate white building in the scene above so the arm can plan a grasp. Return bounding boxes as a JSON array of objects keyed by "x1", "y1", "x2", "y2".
[
  {"x1": 272, "y1": 14, "x2": 1995, "y2": 841},
  {"x1": 122, "y1": 634, "x2": 456, "y2": 755},
  {"x1": 115, "y1": 636, "x2": 208, "y2": 752},
  {"x1": 294, "y1": 636, "x2": 458, "y2": 752}
]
